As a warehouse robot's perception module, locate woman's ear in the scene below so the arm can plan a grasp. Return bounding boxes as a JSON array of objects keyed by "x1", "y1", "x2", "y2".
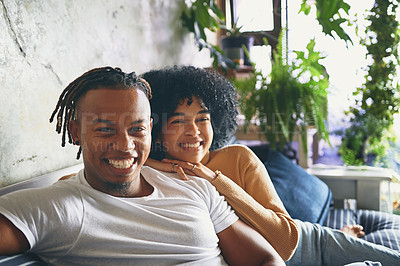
[
  {"x1": 154, "y1": 130, "x2": 162, "y2": 144},
  {"x1": 69, "y1": 120, "x2": 81, "y2": 145}
]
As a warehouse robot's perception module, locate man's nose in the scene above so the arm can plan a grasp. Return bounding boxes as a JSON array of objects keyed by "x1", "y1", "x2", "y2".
[{"x1": 115, "y1": 132, "x2": 135, "y2": 151}]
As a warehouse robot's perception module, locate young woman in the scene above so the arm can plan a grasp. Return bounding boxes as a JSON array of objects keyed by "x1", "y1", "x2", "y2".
[{"x1": 141, "y1": 65, "x2": 400, "y2": 265}]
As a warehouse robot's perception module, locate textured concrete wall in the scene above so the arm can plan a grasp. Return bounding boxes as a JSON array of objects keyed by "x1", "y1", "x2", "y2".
[{"x1": 0, "y1": 0, "x2": 211, "y2": 186}]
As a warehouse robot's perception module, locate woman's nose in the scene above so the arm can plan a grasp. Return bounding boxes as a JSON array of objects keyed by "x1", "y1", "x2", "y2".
[{"x1": 185, "y1": 123, "x2": 200, "y2": 136}]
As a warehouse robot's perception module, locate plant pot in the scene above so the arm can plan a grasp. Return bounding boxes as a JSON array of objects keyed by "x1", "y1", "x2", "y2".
[{"x1": 220, "y1": 35, "x2": 254, "y2": 66}]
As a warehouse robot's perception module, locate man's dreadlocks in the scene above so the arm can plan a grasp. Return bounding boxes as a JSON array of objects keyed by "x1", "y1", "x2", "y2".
[{"x1": 49, "y1": 66, "x2": 152, "y2": 159}]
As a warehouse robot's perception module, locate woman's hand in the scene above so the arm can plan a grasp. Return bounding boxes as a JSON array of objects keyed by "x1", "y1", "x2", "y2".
[
  {"x1": 144, "y1": 158, "x2": 218, "y2": 182},
  {"x1": 161, "y1": 158, "x2": 217, "y2": 183},
  {"x1": 145, "y1": 158, "x2": 188, "y2": 180}
]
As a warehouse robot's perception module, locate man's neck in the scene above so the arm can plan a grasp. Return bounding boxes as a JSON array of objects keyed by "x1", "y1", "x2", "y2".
[
  {"x1": 84, "y1": 171, "x2": 154, "y2": 198},
  {"x1": 129, "y1": 174, "x2": 154, "y2": 197}
]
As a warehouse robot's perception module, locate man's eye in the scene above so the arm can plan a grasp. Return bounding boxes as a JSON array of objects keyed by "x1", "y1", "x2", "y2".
[
  {"x1": 97, "y1": 128, "x2": 114, "y2": 133},
  {"x1": 130, "y1": 127, "x2": 145, "y2": 133}
]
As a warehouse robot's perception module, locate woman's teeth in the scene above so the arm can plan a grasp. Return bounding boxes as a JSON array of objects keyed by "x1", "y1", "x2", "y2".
[
  {"x1": 181, "y1": 143, "x2": 200, "y2": 148},
  {"x1": 107, "y1": 158, "x2": 134, "y2": 169}
]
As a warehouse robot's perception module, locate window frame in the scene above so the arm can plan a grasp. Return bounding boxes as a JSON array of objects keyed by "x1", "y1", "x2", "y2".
[{"x1": 217, "y1": 0, "x2": 283, "y2": 52}]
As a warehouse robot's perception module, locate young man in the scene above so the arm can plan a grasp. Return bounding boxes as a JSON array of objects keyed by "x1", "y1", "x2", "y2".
[{"x1": 0, "y1": 67, "x2": 284, "y2": 265}]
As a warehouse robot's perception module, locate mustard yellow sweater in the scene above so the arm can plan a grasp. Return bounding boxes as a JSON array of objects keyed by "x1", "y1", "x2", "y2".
[{"x1": 202, "y1": 144, "x2": 299, "y2": 261}]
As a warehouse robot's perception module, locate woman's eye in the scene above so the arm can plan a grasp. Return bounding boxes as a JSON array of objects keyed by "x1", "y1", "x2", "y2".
[
  {"x1": 198, "y1": 117, "x2": 210, "y2": 122},
  {"x1": 170, "y1": 120, "x2": 184, "y2": 124}
]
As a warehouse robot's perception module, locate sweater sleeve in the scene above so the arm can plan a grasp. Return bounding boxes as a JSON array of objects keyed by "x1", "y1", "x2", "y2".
[{"x1": 209, "y1": 145, "x2": 299, "y2": 261}]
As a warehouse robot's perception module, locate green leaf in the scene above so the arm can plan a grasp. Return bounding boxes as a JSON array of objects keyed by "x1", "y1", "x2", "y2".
[
  {"x1": 313, "y1": 0, "x2": 353, "y2": 44},
  {"x1": 299, "y1": 0, "x2": 312, "y2": 15}
]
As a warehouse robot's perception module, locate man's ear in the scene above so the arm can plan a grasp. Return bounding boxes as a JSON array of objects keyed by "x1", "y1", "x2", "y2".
[
  {"x1": 150, "y1": 118, "x2": 153, "y2": 131},
  {"x1": 69, "y1": 120, "x2": 81, "y2": 145}
]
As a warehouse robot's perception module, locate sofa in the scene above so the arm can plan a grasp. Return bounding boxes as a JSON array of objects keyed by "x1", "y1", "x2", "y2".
[
  {"x1": 1, "y1": 147, "x2": 400, "y2": 264},
  {"x1": 258, "y1": 146, "x2": 400, "y2": 252}
]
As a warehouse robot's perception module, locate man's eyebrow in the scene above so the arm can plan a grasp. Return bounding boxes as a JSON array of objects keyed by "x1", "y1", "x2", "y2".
[
  {"x1": 93, "y1": 118, "x2": 149, "y2": 125},
  {"x1": 130, "y1": 119, "x2": 149, "y2": 125},
  {"x1": 93, "y1": 118, "x2": 115, "y2": 125}
]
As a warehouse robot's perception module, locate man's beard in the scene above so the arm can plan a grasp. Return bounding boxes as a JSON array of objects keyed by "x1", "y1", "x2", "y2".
[{"x1": 105, "y1": 181, "x2": 133, "y2": 196}]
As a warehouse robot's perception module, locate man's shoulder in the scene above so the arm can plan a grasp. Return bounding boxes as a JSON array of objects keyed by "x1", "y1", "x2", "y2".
[
  {"x1": 142, "y1": 166, "x2": 212, "y2": 185},
  {"x1": 0, "y1": 173, "x2": 85, "y2": 221}
]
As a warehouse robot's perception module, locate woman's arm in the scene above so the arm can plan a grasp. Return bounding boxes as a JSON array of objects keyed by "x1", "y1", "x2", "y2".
[
  {"x1": 211, "y1": 172, "x2": 299, "y2": 261},
  {"x1": 209, "y1": 145, "x2": 300, "y2": 261}
]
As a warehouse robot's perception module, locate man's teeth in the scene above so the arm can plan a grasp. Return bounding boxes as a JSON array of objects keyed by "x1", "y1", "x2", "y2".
[
  {"x1": 107, "y1": 158, "x2": 134, "y2": 169},
  {"x1": 181, "y1": 143, "x2": 200, "y2": 148}
]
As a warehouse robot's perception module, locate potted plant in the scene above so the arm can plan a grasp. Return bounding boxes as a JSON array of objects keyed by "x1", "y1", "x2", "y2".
[
  {"x1": 180, "y1": 0, "x2": 253, "y2": 69},
  {"x1": 219, "y1": 21, "x2": 254, "y2": 66},
  {"x1": 233, "y1": 34, "x2": 331, "y2": 160}
]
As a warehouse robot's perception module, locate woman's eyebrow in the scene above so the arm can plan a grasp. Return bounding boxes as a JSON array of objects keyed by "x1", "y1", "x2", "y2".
[
  {"x1": 169, "y1": 112, "x2": 185, "y2": 118},
  {"x1": 169, "y1": 109, "x2": 210, "y2": 118},
  {"x1": 198, "y1": 110, "x2": 210, "y2": 114}
]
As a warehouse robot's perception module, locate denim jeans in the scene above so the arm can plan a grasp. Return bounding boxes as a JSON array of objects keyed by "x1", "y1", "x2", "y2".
[{"x1": 286, "y1": 220, "x2": 400, "y2": 266}]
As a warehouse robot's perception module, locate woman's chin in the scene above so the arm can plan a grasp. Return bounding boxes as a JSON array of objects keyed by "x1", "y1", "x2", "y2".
[
  {"x1": 166, "y1": 150, "x2": 205, "y2": 163},
  {"x1": 176, "y1": 155, "x2": 201, "y2": 164}
]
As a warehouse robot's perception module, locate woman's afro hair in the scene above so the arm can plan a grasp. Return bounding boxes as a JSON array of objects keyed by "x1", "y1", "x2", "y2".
[{"x1": 141, "y1": 65, "x2": 239, "y2": 159}]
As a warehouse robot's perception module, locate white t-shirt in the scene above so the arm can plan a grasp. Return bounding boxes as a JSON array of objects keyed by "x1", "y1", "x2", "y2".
[{"x1": 0, "y1": 166, "x2": 238, "y2": 265}]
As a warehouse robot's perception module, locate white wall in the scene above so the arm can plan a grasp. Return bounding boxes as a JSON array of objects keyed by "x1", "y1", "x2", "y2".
[{"x1": 0, "y1": 0, "x2": 211, "y2": 186}]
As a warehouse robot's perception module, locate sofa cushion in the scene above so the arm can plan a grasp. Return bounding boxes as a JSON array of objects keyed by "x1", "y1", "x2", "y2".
[
  {"x1": 325, "y1": 208, "x2": 400, "y2": 251},
  {"x1": 264, "y1": 149, "x2": 332, "y2": 224}
]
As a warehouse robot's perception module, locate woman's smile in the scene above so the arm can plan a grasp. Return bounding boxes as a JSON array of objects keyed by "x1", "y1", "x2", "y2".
[{"x1": 161, "y1": 97, "x2": 213, "y2": 163}]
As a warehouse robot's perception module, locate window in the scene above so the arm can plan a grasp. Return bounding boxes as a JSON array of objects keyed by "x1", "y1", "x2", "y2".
[
  {"x1": 225, "y1": 0, "x2": 274, "y2": 32},
  {"x1": 218, "y1": 0, "x2": 283, "y2": 51}
]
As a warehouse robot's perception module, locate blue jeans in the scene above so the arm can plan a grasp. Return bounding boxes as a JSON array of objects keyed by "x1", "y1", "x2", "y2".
[{"x1": 286, "y1": 220, "x2": 400, "y2": 266}]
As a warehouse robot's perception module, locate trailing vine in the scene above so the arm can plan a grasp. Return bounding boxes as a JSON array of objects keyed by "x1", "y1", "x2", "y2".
[{"x1": 340, "y1": 0, "x2": 400, "y2": 165}]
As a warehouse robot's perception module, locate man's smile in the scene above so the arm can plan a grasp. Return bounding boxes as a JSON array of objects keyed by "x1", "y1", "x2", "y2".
[{"x1": 105, "y1": 158, "x2": 135, "y2": 169}]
